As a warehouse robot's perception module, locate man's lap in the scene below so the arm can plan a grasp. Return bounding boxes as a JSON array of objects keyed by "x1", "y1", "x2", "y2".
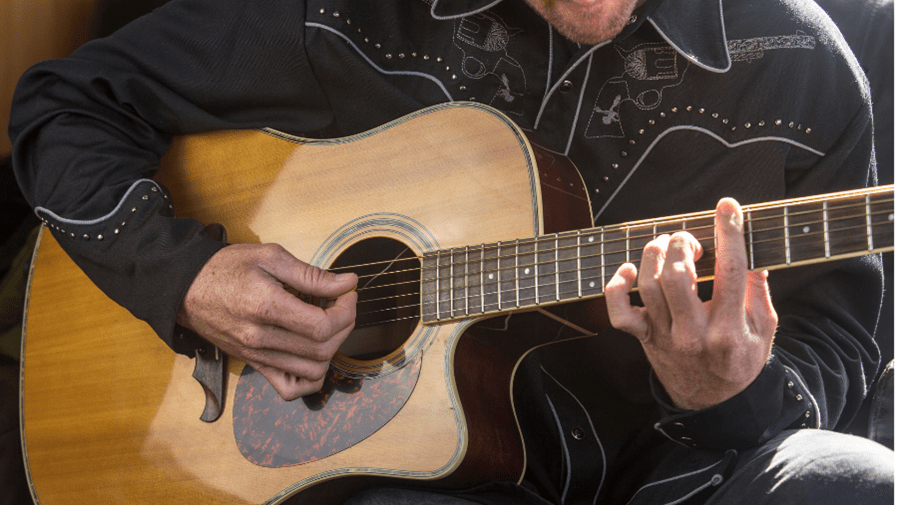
[{"x1": 345, "y1": 430, "x2": 893, "y2": 505}]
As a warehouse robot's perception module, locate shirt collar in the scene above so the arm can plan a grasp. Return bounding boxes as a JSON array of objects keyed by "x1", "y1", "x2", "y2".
[
  {"x1": 430, "y1": 0, "x2": 504, "y2": 19},
  {"x1": 646, "y1": 0, "x2": 731, "y2": 72},
  {"x1": 431, "y1": 0, "x2": 732, "y2": 72}
]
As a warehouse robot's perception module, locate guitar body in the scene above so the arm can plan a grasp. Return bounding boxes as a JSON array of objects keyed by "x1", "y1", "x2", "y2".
[{"x1": 20, "y1": 103, "x2": 595, "y2": 504}]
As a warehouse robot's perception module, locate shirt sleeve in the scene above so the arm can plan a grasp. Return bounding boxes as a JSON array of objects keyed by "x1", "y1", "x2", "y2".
[
  {"x1": 652, "y1": 99, "x2": 884, "y2": 450},
  {"x1": 9, "y1": 0, "x2": 333, "y2": 355}
]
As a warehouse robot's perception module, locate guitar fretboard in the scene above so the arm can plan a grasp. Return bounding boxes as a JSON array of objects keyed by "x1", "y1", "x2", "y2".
[{"x1": 420, "y1": 186, "x2": 894, "y2": 323}]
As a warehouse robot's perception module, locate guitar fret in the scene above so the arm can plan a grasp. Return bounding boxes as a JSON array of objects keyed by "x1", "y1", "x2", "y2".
[
  {"x1": 577, "y1": 231, "x2": 583, "y2": 298},
  {"x1": 515, "y1": 240, "x2": 520, "y2": 308},
  {"x1": 535, "y1": 234, "x2": 556, "y2": 305},
  {"x1": 480, "y1": 245, "x2": 486, "y2": 312},
  {"x1": 464, "y1": 246, "x2": 470, "y2": 316},
  {"x1": 496, "y1": 242, "x2": 502, "y2": 310},
  {"x1": 625, "y1": 226, "x2": 631, "y2": 264},
  {"x1": 449, "y1": 250, "x2": 454, "y2": 317},
  {"x1": 599, "y1": 230, "x2": 605, "y2": 290},
  {"x1": 453, "y1": 247, "x2": 466, "y2": 318},
  {"x1": 745, "y1": 207, "x2": 785, "y2": 270},
  {"x1": 435, "y1": 254, "x2": 441, "y2": 321},
  {"x1": 555, "y1": 235, "x2": 560, "y2": 302},
  {"x1": 691, "y1": 216, "x2": 717, "y2": 278},
  {"x1": 421, "y1": 253, "x2": 437, "y2": 323},
  {"x1": 823, "y1": 201, "x2": 830, "y2": 258},
  {"x1": 651, "y1": 220, "x2": 658, "y2": 255},
  {"x1": 533, "y1": 242, "x2": 539, "y2": 304},
  {"x1": 784, "y1": 206, "x2": 791, "y2": 265},
  {"x1": 786, "y1": 201, "x2": 826, "y2": 264},
  {"x1": 866, "y1": 194, "x2": 873, "y2": 251},
  {"x1": 713, "y1": 214, "x2": 718, "y2": 253},
  {"x1": 548, "y1": 231, "x2": 571, "y2": 303},
  {"x1": 747, "y1": 209, "x2": 755, "y2": 270},
  {"x1": 870, "y1": 193, "x2": 894, "y2": 250},
  {"x1": 829, "y1": 195, "x2": 870, "y2": 256},
  {"x1": 602, "y1": 226, "x2": 628, "y2": 289}
]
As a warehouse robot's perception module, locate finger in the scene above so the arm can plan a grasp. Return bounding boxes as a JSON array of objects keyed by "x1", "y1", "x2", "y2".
[
  {"x1": 319, "y1": 289, "x2": 358, "y2": 342},
  {"x1": 636, "y1": 234, "x2": 672, "y2": 331},
  {"x1": 709, "y1": 198, "x2": 749, "y2": 323},
  {"x1": 259, "y1": 243, "x2": 359, "y2": 300},
  {"x1": 241, "y1": 312, "x2": 354, "y2": 373},
  {"x1": 251, "y1": 361, "x2": 329, "y2": 401},
  {"x1": 250, "y1": 274, "x2": 357, "y2": 346},
  {"x1": 746, "y1": 270, "x2": 778, "y2": 340},
  {"x1": 605, "y1": 262, "x2": 649, "y2": 341},
  {"x1": 658, "y1": 231, "x2": 705, "y2": 330}
]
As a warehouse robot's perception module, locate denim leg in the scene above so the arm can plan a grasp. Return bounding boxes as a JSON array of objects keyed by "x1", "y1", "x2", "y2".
[
  {"x1": 706, "y1": 429, "x2": 893, "y2": 505},
  {"x1": 624, "y1": 429, "x2": 892, "y2": 505},
  {"x1": 343, "y1": 481, "x2": 553, "y2": 505},
  {"x1": 343, "y1": 430, "x2": 892, "y2": 505},
  {"x1": 344, "y1": 488, "x2": 483, "y2": 505}
]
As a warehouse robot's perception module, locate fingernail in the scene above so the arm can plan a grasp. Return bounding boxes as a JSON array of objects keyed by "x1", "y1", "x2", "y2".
[
  {"x1": 727, "y1": 208, "x2": 742, "y2": 229},
  {"x1": 335, "y1": 273, "x2": 355, "y2": 282}
]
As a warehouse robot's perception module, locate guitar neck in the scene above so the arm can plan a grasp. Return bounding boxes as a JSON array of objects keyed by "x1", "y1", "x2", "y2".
[{"x1": 421, "y1": 185, "x2": 894, "y2": 323}]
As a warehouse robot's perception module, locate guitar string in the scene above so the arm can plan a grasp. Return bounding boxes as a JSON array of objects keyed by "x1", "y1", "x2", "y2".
[
  {"x1": 341, "y1": 198, "x2": 891, "y2": 278},
  {"x1": 348, "y1": 194, "x2": 894, "y2": 326},
  {"x1": 351, "y1": 219, "x2": 894, "y2": 326},
  {"x1": 350, "y1": 212, "x2": 893, "y2": 299},
  {"x1": 344, "y1": 201, "x2": 893, "y2": 287},
  {"x1": 352, "y1": 221, "x2": 892, "y2": 325}
]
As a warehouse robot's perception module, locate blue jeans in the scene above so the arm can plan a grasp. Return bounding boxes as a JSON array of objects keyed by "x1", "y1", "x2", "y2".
[{"x1": 345, "y1": 429, "x2": 893, "y2": 505}]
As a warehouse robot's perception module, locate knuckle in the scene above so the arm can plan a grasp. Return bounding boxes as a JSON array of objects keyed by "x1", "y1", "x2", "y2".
[
  {"x1": 259, "y1": 242, "x2": 287, "y2": 259},
  {"x1": 280, "y1": 383, "x2": 305, "y2": 402},
  {"x1": 307, "y1": 344, "x2": 334, "y2": 363},
  {"x1": 659, "y1": 266, "x2": 682, "y2": 284},
  {"x1": 669, "y1": 232, "x2": 692, "y2": 247},
  {"x1": 717, "y1": 254, "x2": 747, "y2": 275},
  {"x1": 644, "y1": 235, "x2": 668, "y2": 255},
  {"x1": 247, "y1": 296, "x2": 277, "y2": 322},
  {"x1": 297, "y1": 261, "x2": 326, "y2": 287},
  {"x1": 308, "y1": 377, "x2": 327, "y2": 396},
  {"x1": 311, "y1": 315, "x2": 336, "y2": 343},
  {"x1": 671, "y1": 230, "x2": 693, "y2": 241},
  {"x1": 237, "y1": 326, "x2": 265, "y2": 350},
  {"x1": 309, "y1": 362, "x2": 331, "y2": 383},
  {"x1": 670, "y1": 337, "x2": 703, "y2": 356},
  {"x1": 660, "y1": 263, "x2": 694, "y2": 287}
]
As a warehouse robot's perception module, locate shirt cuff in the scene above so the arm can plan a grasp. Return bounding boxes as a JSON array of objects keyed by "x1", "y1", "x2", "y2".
[
  {"x1": 650, "y1": 354, "x2": 819, "y2": 450},
  {"x1": 37, "y1": 179, "x2": 227, "y2": 356}
]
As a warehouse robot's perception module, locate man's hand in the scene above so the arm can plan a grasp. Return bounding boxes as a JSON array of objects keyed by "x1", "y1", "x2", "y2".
[
  {"x1": 605, "y1": 198, "x2": 778, "y2": 410},
  {"x1": 176, "y1": 243, "x2": 357, "y2": 401}
]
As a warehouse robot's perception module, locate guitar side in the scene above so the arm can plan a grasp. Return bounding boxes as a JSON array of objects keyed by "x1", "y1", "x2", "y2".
[{"x1": 20, "y1": 103, "x2": 594, "y2": 504}]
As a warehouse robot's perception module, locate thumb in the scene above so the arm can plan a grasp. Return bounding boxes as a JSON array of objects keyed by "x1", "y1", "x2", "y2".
[{"x1": 259, "y1": 244, "x2": 358, "y2": 299}]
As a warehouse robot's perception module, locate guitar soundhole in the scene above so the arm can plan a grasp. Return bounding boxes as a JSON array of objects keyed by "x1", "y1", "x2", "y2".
[{"x1": 330, "y1": 237, "x2": 421, "y2": 361}]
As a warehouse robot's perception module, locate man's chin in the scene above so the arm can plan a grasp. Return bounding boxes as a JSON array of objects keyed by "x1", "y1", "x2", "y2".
[
  {"x1": 553, "y1": 19, "x2": 628, "y2": 45},
  {"x1": 526, "y1": 0, "x2": 640, "y2": 45}
]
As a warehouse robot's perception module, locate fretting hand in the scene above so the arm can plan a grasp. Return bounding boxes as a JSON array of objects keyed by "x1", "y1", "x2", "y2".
[
  {"x1": 605, "y1": 198, "x2": 778, "y2": 410},
  {"x1": 176, "y1": 243, "x2": 357, "y2": 401}
]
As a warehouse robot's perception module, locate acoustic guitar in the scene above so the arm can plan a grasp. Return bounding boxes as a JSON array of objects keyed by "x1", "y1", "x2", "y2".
[{"x1": 20, "y1": 102, "x2": 894, "y2": 504}]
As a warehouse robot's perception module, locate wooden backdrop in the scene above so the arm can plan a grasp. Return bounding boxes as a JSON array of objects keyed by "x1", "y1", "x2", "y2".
[{"x1": 1, "y1": 0, "x2": 96, "y2": 157}]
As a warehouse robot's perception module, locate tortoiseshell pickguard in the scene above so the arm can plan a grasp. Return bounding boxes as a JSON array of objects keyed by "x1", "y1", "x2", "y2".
[{"x1": 233, "y1": 357, "x2": 422, "y2": 468}]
